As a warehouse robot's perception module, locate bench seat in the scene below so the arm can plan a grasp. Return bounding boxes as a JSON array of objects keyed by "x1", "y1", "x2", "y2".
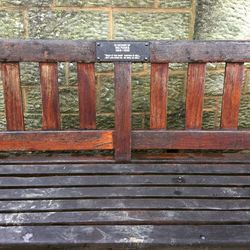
[{"x1": 1, "y1": 159, "x2": 250, "y2": 247}]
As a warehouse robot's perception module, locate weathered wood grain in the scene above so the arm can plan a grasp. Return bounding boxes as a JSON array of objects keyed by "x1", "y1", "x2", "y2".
[
  {"x1": 1, "y1": 175, "x2": 250, "y2": 187},
  {"x1": 0, "y1": 225, "x2": 250, "y2": 245},
  {"x1": 2, "y1": 63, "x2": 24, "y2": 130},
  {"x1": 150, "y1": 63, "x2": 168, "y2": 129},
  {"x1": 151, "y1": 40, "x2": 250, "y2": 63},
  {"x1": 221, "y1": 63, "x2": 244, "y2": 129},
  {"x1": 0, "y1": 39, "x2": 95, "y2": 62},
  {"x1": 132, "y1": 130, "x2": 250, "y2": 149},
  {"x1": 1, "y1": 163, "x2": 250, "y2": 175},
  {"x1": 114, "y1": 63, "x2": 132, "y2": 162},
  {"x1": 0, "y1": 130, "x2": 113, "y2": 151},
  {"x1": 40, "y1": 63, "x2": 61, "y2": 130},
  {"x1": 1, "y1": 199, "x2": 249, "y2": 212},
  {"x1": 0, "y1": 186, "x2": 248, "y2": 200},
  {"x1": 1, "y1": 210, "x2": 250, "y2": 226},
  {"x1": 185, "y1": 63, "x2": 206, "y2": 129},
  {"x1": 77, "y1": 63, "x2": 96, "y2": 129}
]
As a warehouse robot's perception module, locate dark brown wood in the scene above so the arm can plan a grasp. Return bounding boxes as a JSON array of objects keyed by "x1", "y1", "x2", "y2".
[
  {"x1": 185, "y1": 63, "x2": 206, "y2": 129},
  {"x1": 1, "y1": 40, "x2": 250, "y2": 64},
  {"x1": 40, "y1": 63, "x2": 61, "y2": 130},
  {"x1": 151, "y1": 40, "x2": 250, "y2": 63},
  {"x1": 114, "y1": 63, "x2": 132, "y2": 162},
  {"x1": 132, "y1": 130, "x2": 250, "y2": 150},
  {"x1": 0, "y1": 39, "x2": 95, "y2": 62},
  {"x1": 150, "y1": 63, "x2": 168, "y2": 129},
  {"x1": 77, "y1": 63, "x2": 96, "y2": 129},
  {"x1": 2, "y1": 63, "x2": 24, "y2": 130},
  {"x1": 0, "y1": 130, "x2": 113, "y2": 151},
  {"x1": 221, "y1": 63, "x2": 244, "y2": 129}
]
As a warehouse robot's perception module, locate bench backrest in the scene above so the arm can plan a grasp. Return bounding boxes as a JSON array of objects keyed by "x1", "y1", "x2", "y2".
[{"x1": 0, "y1": 40, "x2": 250, "y2": 162}]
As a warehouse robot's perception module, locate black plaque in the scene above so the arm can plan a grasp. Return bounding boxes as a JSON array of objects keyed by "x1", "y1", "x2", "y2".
[{"x1": 96, "y1": 41, "x2": 150, "y2": 62}]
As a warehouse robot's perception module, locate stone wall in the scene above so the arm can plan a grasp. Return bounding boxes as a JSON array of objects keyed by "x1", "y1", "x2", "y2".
[{"x1": 0, "y1": 0, "x2": 250, "y2": 130}]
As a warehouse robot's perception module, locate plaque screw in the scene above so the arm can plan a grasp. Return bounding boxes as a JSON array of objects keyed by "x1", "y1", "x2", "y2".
[
  {"x1": 145, "y1": 42, "x2": 149, "y2": 46},
  {"x1": 97, "y1": 42, "x2": 101, "y2": 46},
  {"x1": 144, "y1": 57, "x2": 148, "y2": 61},
  {"x1": 97, "y1": 57, "x2": 101, "y2": 61}
]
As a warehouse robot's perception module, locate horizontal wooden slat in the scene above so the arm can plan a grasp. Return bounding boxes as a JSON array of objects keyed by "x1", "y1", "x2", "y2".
[
  {"x1": 151, "y1": 41, "x2": 250, "y2": 63},
  {"x1": 0, "y1": 225, "x2": 249, "y2": 245},
  {"x1": 1, "y1": 199, "x2": 249, "y2": 212},
  {"x1": 1, "y1": 175, "x2": 250, "y2": 187},
  {"x1": 1, "y1": 40, "x2": 250, "y2": 63},
  {"x1": 0, "y1": 130, "x2": 113, "y2": 151},
  {"x1": 1, "y1": 210, "x2": 250, "y2": 226},
  {"x1": 132, "y1": 130, "x2": 250, "y2": 150},
  {"x1": 1, "y1": 163, "x2": 250, "y2": 175},
  {"x1": 0, "y1": 40, "x2": 95, "y2": 62},
  {"x1": 2, "y1": 130, "x2": 250, "y2": 151},
  {"x1": 0, "y1": 186, "x2": 249, "y2": 200}
]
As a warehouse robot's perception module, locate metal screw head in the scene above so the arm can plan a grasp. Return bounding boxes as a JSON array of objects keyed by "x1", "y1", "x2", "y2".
[
  {"x1": 96, "y1": 42, "x2": 101, "y2": 46},
  {"x1": 200, "y1": 235, "x2": 206, "y2": 240},
  {"x1": 177, "y1": 176, "x2": 184, "y2": 183},
  {"x1": 145, "y1": 42, "x2": 149, "y2": 46},
  {"x1": 144, "y1": 57, "x2": 148, "y2": 61},
  {"x1": 97, "y1": 57, "x2": 101, "y2": 61}
]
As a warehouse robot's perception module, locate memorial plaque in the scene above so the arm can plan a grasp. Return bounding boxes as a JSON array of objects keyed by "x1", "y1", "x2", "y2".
[{"x1": 96, "y1": 41, "x2": 150, "y2": 62}]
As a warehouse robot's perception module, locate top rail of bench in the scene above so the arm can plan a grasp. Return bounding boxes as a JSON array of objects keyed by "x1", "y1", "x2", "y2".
[{"x1": 0, "y1": 40, "x2": 250, "y2": 63}]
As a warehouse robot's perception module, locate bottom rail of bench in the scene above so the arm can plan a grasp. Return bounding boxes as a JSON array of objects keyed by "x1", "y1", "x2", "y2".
[{"x1": 0, "y1": 225, "x2": 250, "y2": 246}]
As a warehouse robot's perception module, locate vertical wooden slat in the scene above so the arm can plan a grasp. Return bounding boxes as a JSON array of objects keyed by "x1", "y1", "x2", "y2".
[
  {"x1": 150, "y1": 63, "x2": 168, "y2": 129},
  {"x1": 40, "y1": 63, "x2": 60, "y2": 130},
  {"x1": 221, "y1": 63, "x2": 244, "y2": 129},
  {"x1": 77, "y1": 63, "x2": 96, "y2": 129},
  {"x1": 2, "y1": 63, "x2": 24, "y2": 130},
  {"x1": 185, "y1": 63, "x2": 206, "y2": 129},
  {"x1": 114, "y1": 63, "x2": 131, "y2": 162}
]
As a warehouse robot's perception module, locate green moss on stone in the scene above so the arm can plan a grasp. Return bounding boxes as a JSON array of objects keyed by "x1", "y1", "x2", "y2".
[
  {"x1": 113, "y1": 12, "x2": 190, "y2": 39},
  {"x1": 28, "y1": 10, "x2": 109, "y2": 39},
  {"x1": 0, "y1": 11, "x2": 24, "y2": 38}
]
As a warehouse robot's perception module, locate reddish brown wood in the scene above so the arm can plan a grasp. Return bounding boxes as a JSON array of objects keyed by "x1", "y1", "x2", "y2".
[
  {"x1": 150, "y1": 63, "x2": 168, "y2": 129},
  {"x1": 2, "y1": 63, "x2": 24, "y2": 131},
  {"x1": 185, "y1": 63, "x2": 206, "y2": 129},
  {"x1": 0, "y1": 130, "x2": 113, "y2": 151},
  {"x1": 221, "y1": 63, "x2": 244, "y2": 129},
  {"x1": 40, "y1": 63, "x2": 61, "y2": 130},
  {"x1": 132, "y1": 130, "x2": 250, "y2": 150},
  {"x1": 114, "y1": 63, "x2": 131, "y2": 162},
  {"x1": 77, "y1": 63, "x2": 96, "y2": 129}
]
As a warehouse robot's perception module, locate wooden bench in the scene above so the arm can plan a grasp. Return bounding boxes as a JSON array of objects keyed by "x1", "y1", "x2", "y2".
[{"x1": 0, "y1": 39, "x2": 250, "y2": 248}]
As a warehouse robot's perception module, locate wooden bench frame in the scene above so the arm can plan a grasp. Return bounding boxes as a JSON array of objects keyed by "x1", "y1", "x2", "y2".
[{"x1": 0, "y1": 39, "x2": 250, "y2": 248}]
